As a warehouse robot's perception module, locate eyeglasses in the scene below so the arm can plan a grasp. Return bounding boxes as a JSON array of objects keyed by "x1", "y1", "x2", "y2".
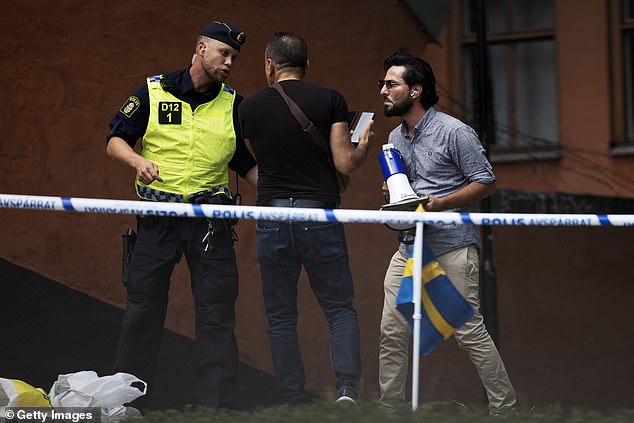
[{"x1": 378, "y1": 80, "x2": 404, "y2": 90}]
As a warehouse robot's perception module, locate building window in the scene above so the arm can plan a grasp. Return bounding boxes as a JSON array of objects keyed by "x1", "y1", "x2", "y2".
[
  {"x1": 461, "y1": 0, "x2": 558, "y2": 159},
  {"x1": 611, "y1": 0, "x2": 634, "y2": 153}
]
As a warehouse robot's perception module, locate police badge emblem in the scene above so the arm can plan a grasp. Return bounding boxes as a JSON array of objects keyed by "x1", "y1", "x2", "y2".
[{"x1": 120, "y1": 96, "x2": 141, "y2": 118}]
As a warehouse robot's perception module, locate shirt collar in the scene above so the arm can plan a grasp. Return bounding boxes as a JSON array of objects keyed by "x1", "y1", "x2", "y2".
[
  {"x1": 181, "y1": 67, "x2": 195, "y2": 93},
  {"x1": 164, "y1": 66, "x2": 222, "y2": 99},
  {"x1": 399, "y1": 107, "x2": 437, "y2": 138}
]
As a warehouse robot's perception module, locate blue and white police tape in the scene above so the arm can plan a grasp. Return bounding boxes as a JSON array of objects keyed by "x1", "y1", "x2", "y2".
[{"x1": 1, "y1": 193, "x2": 634, "y2": 227}]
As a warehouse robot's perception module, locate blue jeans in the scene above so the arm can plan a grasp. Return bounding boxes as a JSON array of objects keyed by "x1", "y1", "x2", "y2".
[{"x1": 256, "y1": 219, "x2": 361, "y2": 403}]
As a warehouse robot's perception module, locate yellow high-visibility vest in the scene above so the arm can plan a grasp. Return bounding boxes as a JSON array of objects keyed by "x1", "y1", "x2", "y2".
[{"x1": 135, "y1": 75, "x2": 236, "y2": 201}]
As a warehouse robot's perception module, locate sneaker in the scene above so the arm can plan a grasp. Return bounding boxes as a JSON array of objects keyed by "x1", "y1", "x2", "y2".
[
  {"x1": 488, "y1": 405, "x2": 519, "y2": 418},
  {"x1": 336, "y1": 395, "x2": 358, "y2": 408}
]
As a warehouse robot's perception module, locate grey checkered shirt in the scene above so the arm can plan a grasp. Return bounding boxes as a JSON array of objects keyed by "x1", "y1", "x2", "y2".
[{"x1": 388, "y1": 107, "x2": 496, "y2": 257}]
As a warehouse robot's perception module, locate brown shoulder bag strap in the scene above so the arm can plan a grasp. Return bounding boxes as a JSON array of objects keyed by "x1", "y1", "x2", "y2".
[{"x1": 271, "y1": 82, "x2": 332, "y2": 159}]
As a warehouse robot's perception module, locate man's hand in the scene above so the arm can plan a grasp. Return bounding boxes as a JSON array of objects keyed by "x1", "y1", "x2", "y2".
[
  {"x1": 423, "y1": 182, "x2": 496, "y2": 212},
  {"x1": 106, "y1": 136, "x2": 163, "y2": 184},
  {"x1": 422, "y1": 195, "x2": 446, "y2": 212},
  {"x1": 135, "y1": 158, "x2": 163, "y2": 185},
  {"x1": 356, "y1": 119, "x2": 375, "y2": 150}
]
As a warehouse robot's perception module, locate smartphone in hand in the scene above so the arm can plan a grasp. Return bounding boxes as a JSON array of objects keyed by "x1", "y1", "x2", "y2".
[{"x1": 351, "y1": 112, "x2": 374, "y2": 144}]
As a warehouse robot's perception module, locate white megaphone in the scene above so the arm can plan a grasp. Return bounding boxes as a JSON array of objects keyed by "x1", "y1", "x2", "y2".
[{"x1": 379, "y1": 144, "x2": 428, "y2": 230}]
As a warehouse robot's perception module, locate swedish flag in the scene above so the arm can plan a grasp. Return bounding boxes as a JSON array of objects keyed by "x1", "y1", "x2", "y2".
[{"x1": 396, "y1": 237, "x2": 475, "y2": 356}]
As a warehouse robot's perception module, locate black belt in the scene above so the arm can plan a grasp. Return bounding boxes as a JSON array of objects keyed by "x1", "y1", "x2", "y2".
[{"x1": 265, "y1": 198, "x2": 339, "y2": 209}]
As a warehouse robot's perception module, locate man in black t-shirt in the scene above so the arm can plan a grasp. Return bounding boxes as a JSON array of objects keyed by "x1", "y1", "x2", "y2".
[{"x1": 239, "y1": 32, "x2": 373, "y2": 405}]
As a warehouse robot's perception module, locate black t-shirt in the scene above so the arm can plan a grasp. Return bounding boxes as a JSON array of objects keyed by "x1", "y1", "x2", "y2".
[
  {"x1": 239, "y1": 80, "x2": 349, "y2": 204},
  {"x1": 107, "y1": 67, "x2": 256, "y2": 178}
]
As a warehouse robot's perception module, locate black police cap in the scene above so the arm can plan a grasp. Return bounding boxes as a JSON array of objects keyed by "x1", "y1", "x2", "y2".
[{"x1": 199, "y1": 21, "x2": 246, "y2": 51}]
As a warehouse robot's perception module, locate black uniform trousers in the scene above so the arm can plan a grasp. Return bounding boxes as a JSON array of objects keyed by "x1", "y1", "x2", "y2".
[{"x1": 114, "y1": 215, "x2": 239, "y2": 409}]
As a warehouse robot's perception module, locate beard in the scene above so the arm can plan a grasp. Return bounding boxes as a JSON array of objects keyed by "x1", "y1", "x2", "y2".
[
  {"x1": 383, "y1": 97, "x2": 413, "y2": 117},
  {"x1": 202, "y1": 61, "x2": 228, "y2": 84}
]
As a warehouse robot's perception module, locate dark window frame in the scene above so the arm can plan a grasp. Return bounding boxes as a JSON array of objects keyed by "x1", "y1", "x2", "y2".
[
  {"x1": 609, "y1": 0, "x2": 634, "y2": 155},
  {"x1": 452, "y1": 0, "x2": 560, "y2": 162}
]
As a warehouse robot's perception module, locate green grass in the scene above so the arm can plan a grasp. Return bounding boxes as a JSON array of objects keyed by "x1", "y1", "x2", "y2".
[{"x1": 139, "y1": 400, "x2": 634, "y2": 423}]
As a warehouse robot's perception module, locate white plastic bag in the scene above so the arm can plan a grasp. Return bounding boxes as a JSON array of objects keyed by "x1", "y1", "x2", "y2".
[{"x1": 49, "y1": 371, "x2": 145, "y2": 421}]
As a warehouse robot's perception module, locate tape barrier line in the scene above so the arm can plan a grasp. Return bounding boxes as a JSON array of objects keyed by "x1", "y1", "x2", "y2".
[{"x1": 2, "y1": 193, "x2": 634, "y2": 227}]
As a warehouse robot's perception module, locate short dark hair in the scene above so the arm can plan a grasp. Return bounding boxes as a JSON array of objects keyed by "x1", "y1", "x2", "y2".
[
  {"x1": 265, "y1": 32, "x2": 308, "y2": 77},
  {"x1": 384, "y1": 48, "x2": 439, "y2": 109}
]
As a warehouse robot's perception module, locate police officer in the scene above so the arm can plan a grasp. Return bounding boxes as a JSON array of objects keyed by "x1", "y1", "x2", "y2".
[{"x1": 106, "y1": 21, "x2": 257, "y2": 409}]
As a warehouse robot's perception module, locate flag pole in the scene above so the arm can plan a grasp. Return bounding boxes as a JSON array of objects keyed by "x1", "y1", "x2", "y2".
[{"x1": 411, "y1": 221, "x2": 424, "y2": 410}]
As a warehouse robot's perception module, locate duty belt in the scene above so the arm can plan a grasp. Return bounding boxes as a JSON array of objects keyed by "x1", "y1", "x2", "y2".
[
  {"x1": 137, "y1": 186, "x2": 185, "y2": 202},
  {"x1": 137, "y1": 185, "x2": 232, "y2": 203}
]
